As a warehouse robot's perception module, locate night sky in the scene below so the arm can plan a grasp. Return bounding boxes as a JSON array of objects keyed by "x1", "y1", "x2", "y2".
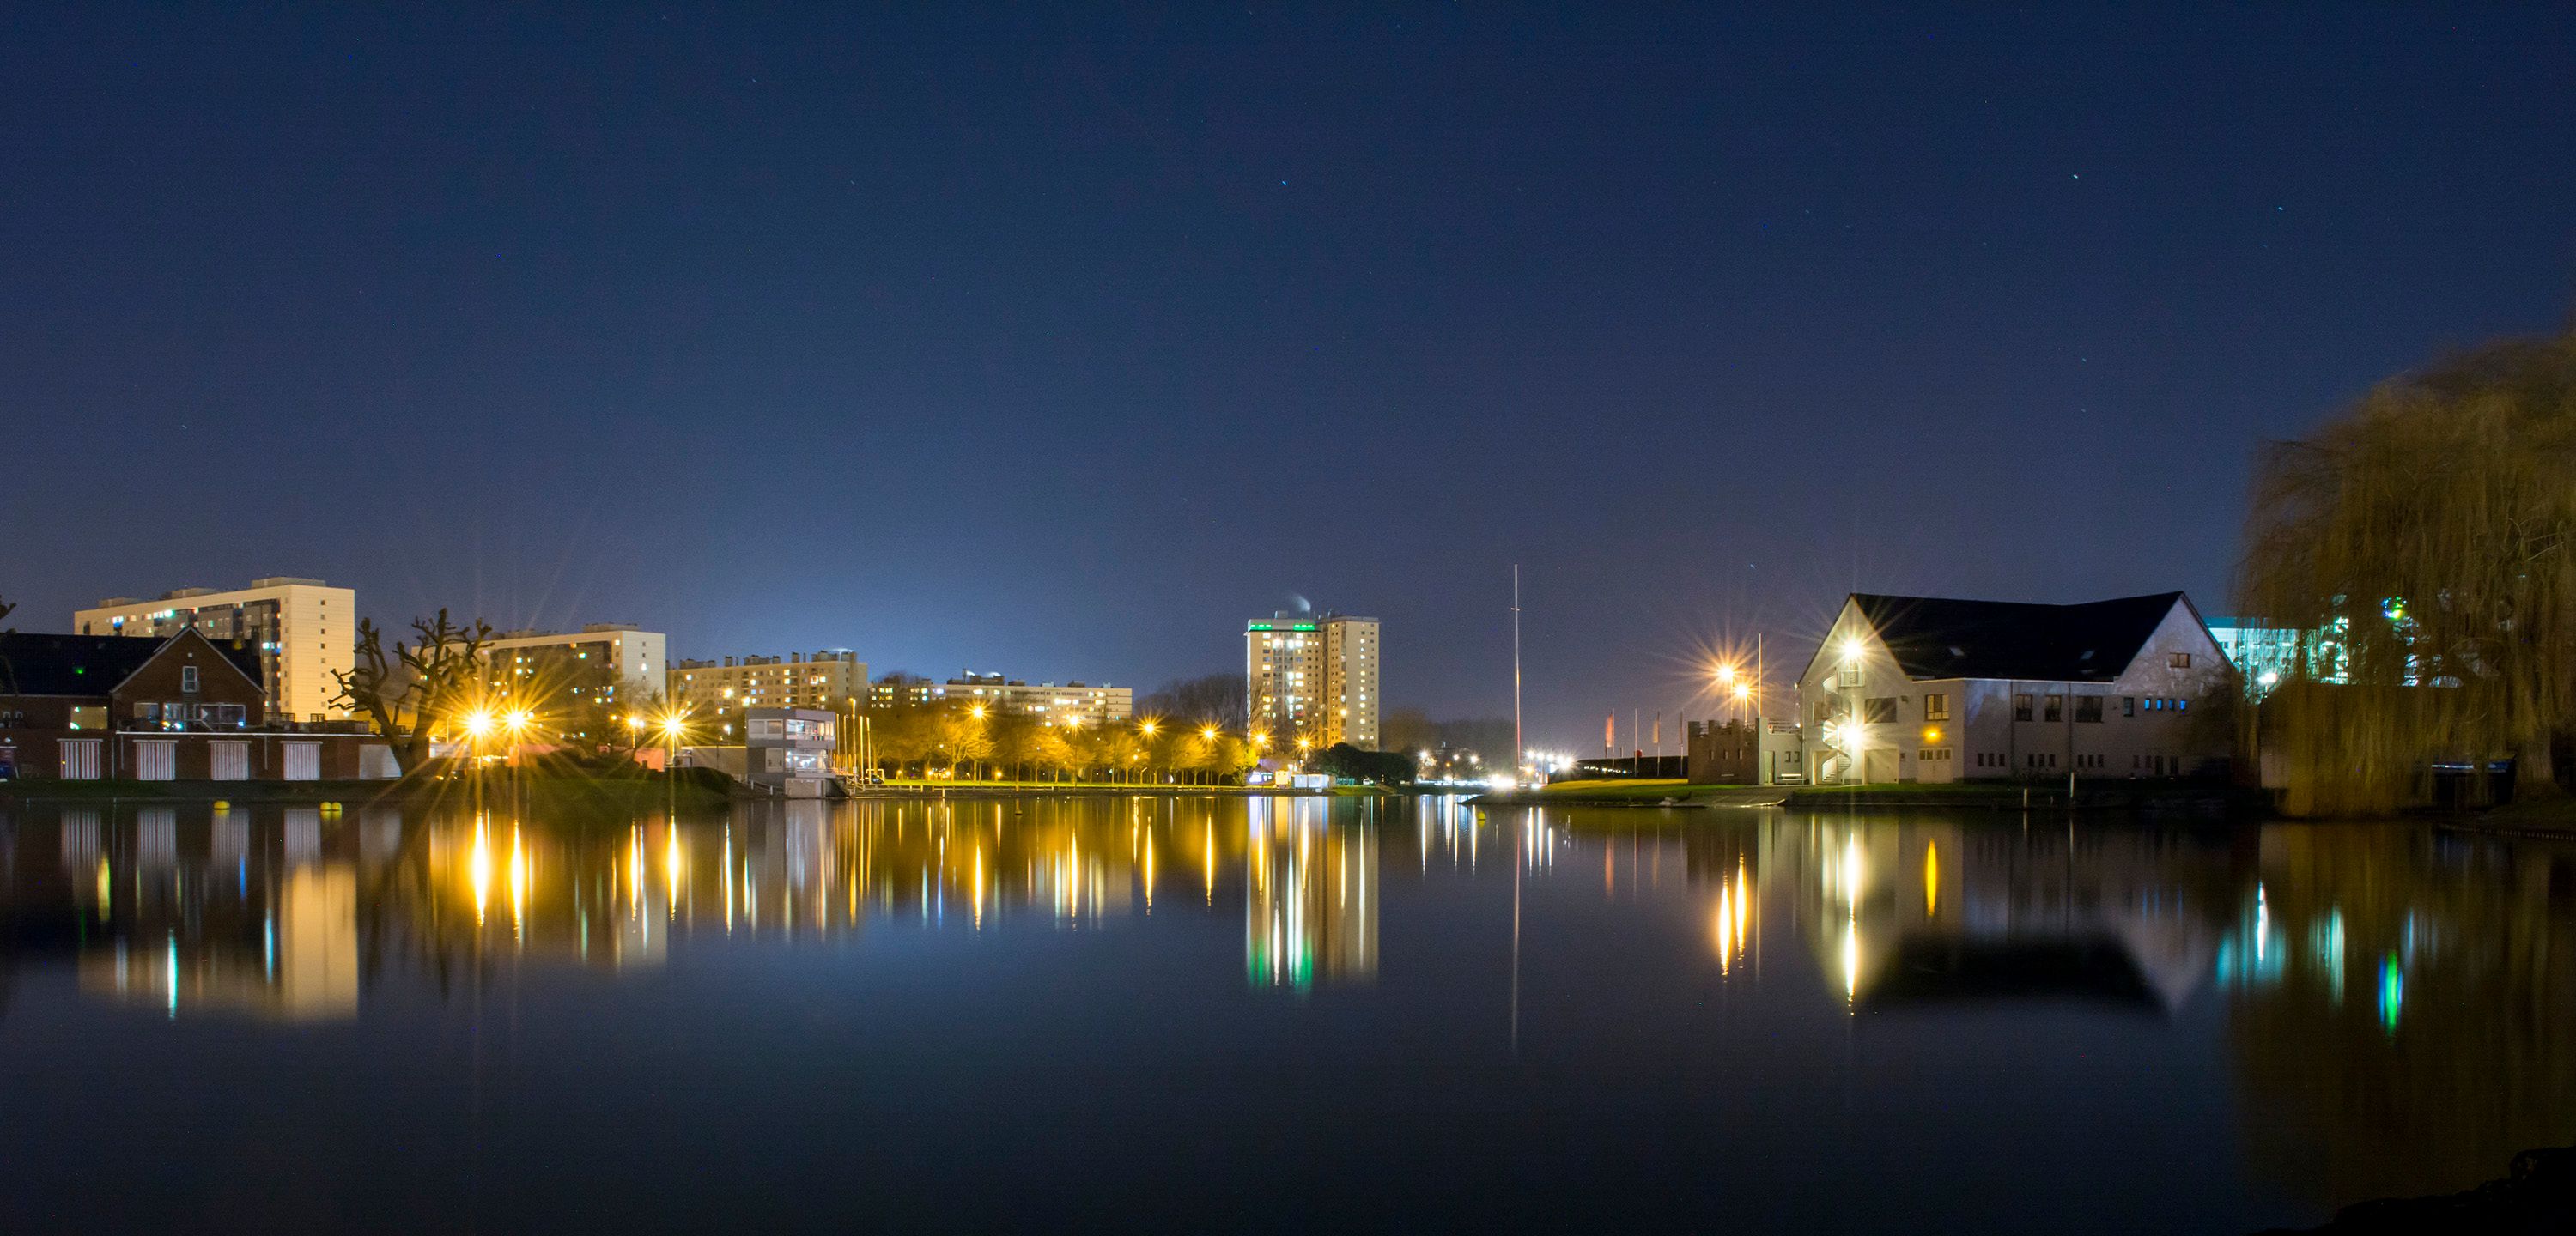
[{"x1": 6, "y1": 5, "x2": 2573, "y2": 746}]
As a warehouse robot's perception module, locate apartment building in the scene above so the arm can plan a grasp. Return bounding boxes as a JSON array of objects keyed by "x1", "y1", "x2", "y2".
[
  {"x1": 1246, "y1": 612, "x2": 1380, "y2": 750},
  {"x1": 671, "y1": 651, "x2": 869, "y2": 718},
  {"x1": 75, "y1": 577, "x2": 355, "y2": 723},
  {"x1": 868, "y1": 672, "x2": 1133, "y2": 724},
  {"x1": 479, "y1": 624, "x2": 668, "y2": 714}
]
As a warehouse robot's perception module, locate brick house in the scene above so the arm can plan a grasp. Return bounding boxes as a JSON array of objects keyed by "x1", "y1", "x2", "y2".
[{"x1": 0, "y1": 630, "x2": 395, "y2": 782}]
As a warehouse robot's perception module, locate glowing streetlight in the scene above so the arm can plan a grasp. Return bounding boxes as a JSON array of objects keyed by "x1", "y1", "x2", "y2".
[
  {"x1": 969, "y1": 704, "x2": 987, "y2": 721},
  {"x1": 1200, "y1": 726, "x2": 1218, "y2": 742},
  {"x1": 462, "y1": 708, "x2": 496, "y2": 741},
  {"x1": 1139, "y1": 720, "x2": 1158, "y2": 737},
  {"x1": 1716, "y1": 663, "x2": 1736, "y2": 684}
]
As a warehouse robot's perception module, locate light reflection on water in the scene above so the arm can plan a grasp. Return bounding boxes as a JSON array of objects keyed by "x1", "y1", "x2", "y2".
[{"x1": 0, "y1": 794, "x2": 2569, "y2": 1233}]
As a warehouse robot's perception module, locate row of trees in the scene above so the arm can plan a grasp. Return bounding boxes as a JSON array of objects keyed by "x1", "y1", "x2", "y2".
[{"x1": 859, "y1": 701, "x2": 1264, "y2": 783}]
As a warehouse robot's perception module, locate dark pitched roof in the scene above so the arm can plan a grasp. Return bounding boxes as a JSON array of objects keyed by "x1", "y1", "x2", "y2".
[
  {"x1": 0, "y1": 631, "x2": 263, "y2": 697},
  {"x1": 1849, "y1": 591, "x2": 2189, "y2": 683}
]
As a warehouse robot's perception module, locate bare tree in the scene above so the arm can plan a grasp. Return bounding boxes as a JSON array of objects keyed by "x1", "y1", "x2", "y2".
[
  {"x1": 332, "y1": 610, "x2": 495, "y2": 775},
  {"x1": 1139, "y1": 673, "x2": 1248, "y2": 729}
]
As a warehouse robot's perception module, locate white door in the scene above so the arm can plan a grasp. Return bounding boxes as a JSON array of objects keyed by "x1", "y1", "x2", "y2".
[
  {"x1": 283, "y1": 742, "x2": 321, "y2": 782},
  {"x1": 210, "y1": 741, "x2": 250, "y2": 781},
  {"x1": 358, "y1": 745, "x2": 398, "y2": 780},
  {"x1": 1864, "y1": 749, "x2": 1897, "y2": 784},
  {"x1": 135, "y1": 740, "x2": 177, "y2": 781},
  {"x1": 60, "y1": 738, "x2": 101, "y2": 780}
]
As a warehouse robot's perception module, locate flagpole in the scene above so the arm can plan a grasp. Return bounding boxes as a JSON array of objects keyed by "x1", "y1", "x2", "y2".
[{"x1": 1511, "y1": 565, "x2": 1523, "y2": 780}]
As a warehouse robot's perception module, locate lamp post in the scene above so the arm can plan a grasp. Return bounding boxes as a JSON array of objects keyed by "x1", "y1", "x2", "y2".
[
  {"x1": 659, "y1": 711, "x2": 686, "y2": 815},
  {"x1": 463, "y1": 707, "x2": 496, "y2": 771}
]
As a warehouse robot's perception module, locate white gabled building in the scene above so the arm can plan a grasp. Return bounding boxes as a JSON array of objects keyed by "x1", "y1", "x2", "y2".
[{"x1": 1795, "y1": 591, "x2": 2235, "y2": 785}]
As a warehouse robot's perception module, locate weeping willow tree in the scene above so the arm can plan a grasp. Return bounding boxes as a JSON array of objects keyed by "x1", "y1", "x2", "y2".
[{"x1": 2239, "y1": 330, "x2": 2576, "y2": 815}]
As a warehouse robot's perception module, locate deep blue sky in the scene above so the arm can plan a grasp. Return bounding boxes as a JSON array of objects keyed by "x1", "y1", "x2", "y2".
[{"x1": 6, "y1": 4, "x2": 2573, "y2": 746}]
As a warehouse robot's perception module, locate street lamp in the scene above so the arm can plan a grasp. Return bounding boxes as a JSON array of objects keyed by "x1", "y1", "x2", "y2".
[
  {"x1": 461, "y1": 707, "x2": 496, "y2": 768},
  {"x1": 659, "y1": 711, "x2": 686, "y2": 769}
]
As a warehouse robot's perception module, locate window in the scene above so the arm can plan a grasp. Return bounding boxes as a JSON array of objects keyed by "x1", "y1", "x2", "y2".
[
  {"x1": 2014, "y1": 694, "x2": 2034, "y2": 722},
  {"x1": 1864, "y1": 698, "x2": 1897, "y2": 724},
  {"x1": 1923, "y1": 693, "x2": 1950, "y2": 722},
  {"x1": 181, "y1": 665, "x2": 199, "y2": 693},
  {"x1": 2171, "y1": 652, "x2": 2192, "y2": 669},
  {"x1": 2075, "y1": 695, "x2": 2104, "y2": 724},
  {"x1": 2044, "y1": 694, "x2": 2064, "y2": 723},
  {"x1": 2123, "y1": 696, "x2": 2136, "y2": 717},
  {"x1": 1814, "y1": 700, "x2": 1834, "y2": 723}
]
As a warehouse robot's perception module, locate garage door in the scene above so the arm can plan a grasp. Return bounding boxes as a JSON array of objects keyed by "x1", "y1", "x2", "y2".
[
  {"x1": 1863, "y1": 748, "x2": 1897, "y2": 785},
  {"x1": 135, "y1": 740, "x2": 176, "y2": 781},
  {"x1": 60, "y1": 738, "x2": 100, "y2": 780},
  {"x1": 210, "y1": 741, "x2": 250, "y2": 781},
  {"x1": 283, "y1": 742, "x2": 321, "y2": 781}
]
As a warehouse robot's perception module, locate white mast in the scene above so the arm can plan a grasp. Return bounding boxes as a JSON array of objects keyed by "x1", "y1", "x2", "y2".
[{"x1": 1511, "y1": 565, "x2": 1523, "y2": 777}]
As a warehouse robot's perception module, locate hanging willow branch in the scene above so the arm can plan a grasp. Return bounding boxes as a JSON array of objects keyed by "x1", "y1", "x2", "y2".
[{"x1": 2238, "y1": 330, "x2": 2576, "y2": 815}]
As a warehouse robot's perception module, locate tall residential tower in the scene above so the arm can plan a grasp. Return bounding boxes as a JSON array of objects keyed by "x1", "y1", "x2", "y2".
[
  {"x1": 1246, "y1": 612, "x2": 1380, "y2": 751},
  {"x1": 76, "y1": 578, "x2": 355, "y2": 723}
]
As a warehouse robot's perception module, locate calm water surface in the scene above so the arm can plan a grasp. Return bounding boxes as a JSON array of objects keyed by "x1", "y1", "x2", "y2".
[{"x1": 1, "y1": 793, "x2": 2569, "y2": 1233}]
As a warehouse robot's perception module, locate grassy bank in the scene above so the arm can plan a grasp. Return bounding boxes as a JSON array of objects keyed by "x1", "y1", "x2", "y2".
[
  {"x1": 1467, "y1": 779, "x2": 1743, "y2": 807},
  {"x1": 860, "y1": 779, "x2": 1388, "y2": 797},
  {"x1": 2460, "y1": 793, "x2": 2576, "y2": 834},
  {"x1": 1783, "y1": 780, "x2": 2244, "y2": 815}
]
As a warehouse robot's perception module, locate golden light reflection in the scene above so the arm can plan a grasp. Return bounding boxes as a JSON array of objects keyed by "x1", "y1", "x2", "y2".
[
  {"x1": 509, "y1": 825, "x2": 527, "y2": 943},
  {"x1": 1711, "y1": 860, "x2": 1753, "y2": 973},
  {"x1": 1923, "y1": 841, "x2": 1939, "y2": 919},
  {"x1": 1841, "y1": 918, "x2": 1860, "y2": 1005},
  {"x1": 470, "y1": 815, "x2": 493, "y2": 925},
  {"x1": 1841, "y1": 833, "x2": 1863, "y2": 911},
  {"x1": 1713, "y1": 887, "x2": 1735, "y2": 972},
  {"x1": 665, "y1": 826, "x2": 683, "y2": 917}
]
